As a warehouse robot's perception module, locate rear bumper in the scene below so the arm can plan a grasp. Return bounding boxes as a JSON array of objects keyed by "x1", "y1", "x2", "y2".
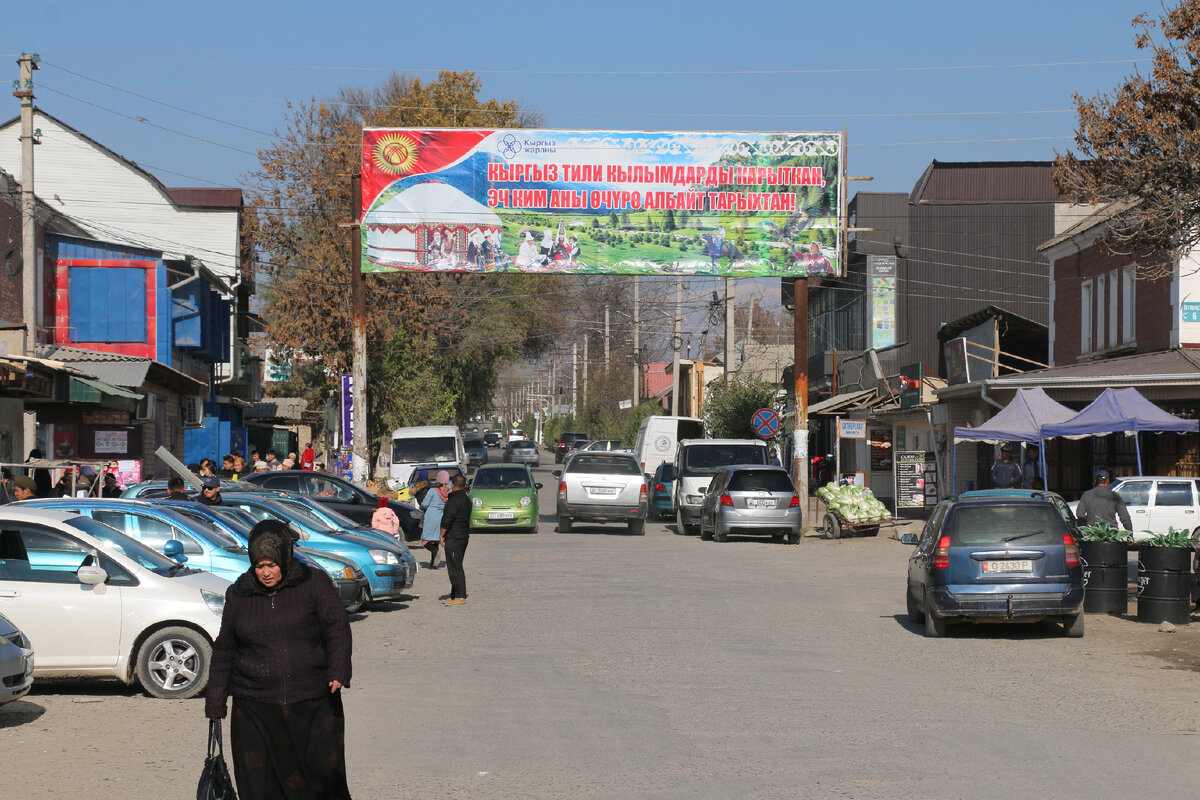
[
  {"x1": 677, "y1": 504, "x2": 701, "y2": 525},
  {"x1": 715, "y1": 507, "x2": 802, "y2": 535},
  {"x1": 559, "y1": 501, "x2": 646, "y2": 522},
  {"x1": 928, "y1": 586, "x2": 1084, "y2": 620}
]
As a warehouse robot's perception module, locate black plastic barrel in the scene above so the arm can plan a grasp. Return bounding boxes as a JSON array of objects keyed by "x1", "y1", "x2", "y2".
[
  {"x1": 1081, "y1": 540, "x2": 1128, "y2": 614},
  {"x1": 1136, "y1": 545, "x2": 1193, "y2": 625}
]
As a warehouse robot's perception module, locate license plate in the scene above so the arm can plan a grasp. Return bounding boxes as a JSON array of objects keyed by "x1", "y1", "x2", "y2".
[
  {"x1": 488, "y1": 512, "x2": 515, "y2": 520},
  {"x1": 983, "y1": 560, "x2": 1033, "y2": 573},
  {"x1": 589, "y1": 487, "x2": 618, "y2": 496},
  {"x1": 746, "y1": 498, "x2": 776, "y2": 509}
]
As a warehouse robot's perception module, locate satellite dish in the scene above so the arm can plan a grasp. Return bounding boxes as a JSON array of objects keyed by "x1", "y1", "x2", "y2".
[{"x1": 971, "y1": 409, "x2": 989, "y2": 428}]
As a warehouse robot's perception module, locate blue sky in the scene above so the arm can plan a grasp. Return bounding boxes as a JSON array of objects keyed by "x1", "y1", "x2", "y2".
[{"x1": 3, "y1": 0, "x2": 1154, "y2": 196}]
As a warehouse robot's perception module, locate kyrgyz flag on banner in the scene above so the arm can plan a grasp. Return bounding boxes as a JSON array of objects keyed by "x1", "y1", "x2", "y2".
[{"x1": 361, "y1": 129, "x2": 493, "y2": 216}]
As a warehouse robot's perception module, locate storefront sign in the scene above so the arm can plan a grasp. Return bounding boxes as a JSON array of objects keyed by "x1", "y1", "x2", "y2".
[
  {"x1": 361, "y1": 128, "x2": 844, "y2": 277},
  {"x1": 94, "y1": 430, "x2": 129, "y2": 454},
  {"x1": 895, "y1": 450, "x2": 938, "y2": 509},
  {"x1": 869, "y1": 428, "x2": 893, "y2": 471},
  {"x1": 340, "y1": 375, "x2": 354, "y2": 449},
  {"x1": 837, "y1": 419, "x2": 866, "y2": 439},
  {"x1": 868, "y1": 255, "x2": 896, "y2": 349}
]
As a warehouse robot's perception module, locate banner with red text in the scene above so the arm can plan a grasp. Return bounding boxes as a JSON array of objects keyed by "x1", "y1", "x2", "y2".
[{"x1": 361, "y1": 129, "x2": 843, "y2": 276}]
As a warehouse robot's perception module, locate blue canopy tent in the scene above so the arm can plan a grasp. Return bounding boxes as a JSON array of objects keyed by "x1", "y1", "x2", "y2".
[
  {"x1": 951, "y1": 387, "x2": 1076, "y2": 490},
  {"x1": 1040, "y1": 387, "x2": 1200, "y2": 475}
]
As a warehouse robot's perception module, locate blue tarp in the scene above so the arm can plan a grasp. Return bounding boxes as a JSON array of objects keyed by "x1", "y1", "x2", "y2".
[
  {"x1": 953, "y1": 387, "x2": 1076, "y2": 444},
  {"x1": 1041, "y1": 387, "x2": 1199, "y2": 438}
]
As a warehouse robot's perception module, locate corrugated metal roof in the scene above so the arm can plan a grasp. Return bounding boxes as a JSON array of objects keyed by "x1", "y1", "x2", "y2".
[
  {"x1": 245, "y1": 398, "x2": 309, "y2": 421},
  {"x1": 910, "y1": 161, "x2": 1059, "y2": 204},
  {"x1": 39, "y1": 345, "x2": 146, "y2": 363},
  {"x1": 37, "y1": 345, "x2": 203, "y2": 391},
  {"x1": 64, "y1": 361, "x2": 151, "y2": 388},
  {"x1": 165, "y1": 188, "x2": 243, "y2": 208},
  {"x1": 988, "y1": 349, "x2": 1200, "y2": 387}
]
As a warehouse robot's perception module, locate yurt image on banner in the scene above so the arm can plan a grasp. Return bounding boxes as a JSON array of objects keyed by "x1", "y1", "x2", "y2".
[{"x1": 364, "y1": 181, "x2": 504, "y2": 271}]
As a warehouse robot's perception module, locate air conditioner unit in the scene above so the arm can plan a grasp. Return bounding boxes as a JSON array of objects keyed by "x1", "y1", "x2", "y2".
[
  {"x1": 133, "y1": 393, "x2": 157, "y2": 423},
  {"x1": 182, "y1": 394, "x2": 205, "y2": 428}
]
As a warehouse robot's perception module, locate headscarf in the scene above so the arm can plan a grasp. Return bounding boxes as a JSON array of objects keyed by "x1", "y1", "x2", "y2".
[
  {"x1": 435, "y1": 470, "x2": 451, "y2": 502},
  {"x1": 377, "y1": 496, "x2": 389, "y2": 509},
  {"x1": 247, "y1": 519, "x2": 293, "y2": 580}
]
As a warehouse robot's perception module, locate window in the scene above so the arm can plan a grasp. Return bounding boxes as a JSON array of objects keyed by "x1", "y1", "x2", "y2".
[
  {"x1": 69, "y1": 267, "x2": 147, "y2": 342},
  {"x1": 1081, "y1": 280, "x2": 1093, "y2": 353},
  {"x1": 727, "y1": 471, "x2": 795, "y2": 493},
  {"x1": 1155, "y1": 482, "x2": 1194, "y2": 507},
  {"x1": 472, "y1": 468, "x2": 531, "y2": 489},
  {"x1": 262, "y1": 474, "x2": 301, "y2": 493},
  {"x1": 1122, "y1": 266, "x2": 1136, "y2": 344},
  {"x1": 91, "y1": 510, "x2": 201, "y2": 554},
  {"x1": 1115, "y1": 481, "x2": 1151, "y2": 507},
  {"x1": 0, "y1": 526, "x2": 93, "y2": 583},
  {"x1": 391, "y1": 436, "x2": 457, "y2": 464},
  {"x1": 947, "y1": 505, "x2": 1064, "y2": 545},
  {"x1": 1095, "y1": 274, "x2": 1106, "y2": 351},
  {"x1": 1108, "y1": 269, "x2": 1119, "y2": 349},
  {"x1": 306, "y1": 476, "x2": 353, "y2": 499}
]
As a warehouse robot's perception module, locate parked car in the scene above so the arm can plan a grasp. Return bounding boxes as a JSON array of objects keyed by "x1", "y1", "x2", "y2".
[
  {"x1": 648, "y1": 462, "x2": 675, "y2": 520},
  {"x1": 483, "y1": 431, "x2": 502, "y2": 448},
  {"x1": 238, "y1": 470, "x2": 420, "y2": 538},
  {"x1": 554, "y1": 452, "x2": 648, "y2": 535},
  {"x1": 674, "y1": 439, "x2": 769, "y2": 535},
  {"x1": 581, "y1": 439, "x2": 626, "y2": 452},
  {"x1": 0, "y1": 611, "x2": 34, "y2": 706},
  {"x1": 468, "y1": 464, "x2": 541, "y2": 533},
  {"x1": 904, "y1": 496, "x2": 1085, "y2": 637},
  {"x1": 504, "y1": 439, "x2": 541, "y2": 467},
  {"x1": 464, "y1": 437, "x2": 487, "y2": 469},
  {"x1": 220, "y1": 492, "x2": 415, "y2": 604},
  {"x1": 122, "y1": 479, "x2": 270, "y2": 499},
  {"x1": 1066, "y1": 476, "x2": 1200, "y2": 541},
  {"x1": 0, "y1": 506, "x2": 228, "y2": 698},
  {"x1": 18, "y1": 498, "x2": 252, "y2": 583},
  {"x1": 555, "y1": 431, "x2": 589, "y2": 464},
  {"x1": 698, "y1": 465, "x2": 802, "y2": 544}
]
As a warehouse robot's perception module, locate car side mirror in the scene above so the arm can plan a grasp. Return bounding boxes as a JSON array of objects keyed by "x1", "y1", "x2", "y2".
[
  {"x1": 900, "y1": 533, "x2": 919, "y2": 546},
  {"x1": 349, "y1": 494, "x2": 360, "y2": 503},
  {"x1": 535, "y1": 483, "x2": 543, "y2": 490},
  {"x1": 552, "y1": 470, "x2": 562, "y2": 479},
  {"x1": 162, "y1": 539, "x2": 188, "y2": 562},
  {"x1": 77, "y1": 564, "x2": 108, "y2": 585}
]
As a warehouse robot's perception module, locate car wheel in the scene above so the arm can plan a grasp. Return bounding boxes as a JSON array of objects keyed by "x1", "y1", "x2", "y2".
[
  {"x1": 714, "y1": 521, "x2": 728, "y2": 543},
  {"x1": 674, "y1": 508, "x2": 688, "y2": 536},
  {"x1": 906, "y1": 586, "x2": 924, "y2": 623},
  {"x1": 558, "y1": 516, "x2": 573, "y2": 533},
  {"x1": 1063, "y1": 612, "x2": 1085, "y2": 638},
  {"x1": 628, "y1": 519, "x2": 645, "y2": 536},
  {"x1": 924, "y1": 606, "x2": 947, "y2": 638},
  {"x1": 136, "y1": 626, "x2": 212, "y2": 699},
  {"x1": 786, "y1": 531, "x2": 801, "y2": 545}
]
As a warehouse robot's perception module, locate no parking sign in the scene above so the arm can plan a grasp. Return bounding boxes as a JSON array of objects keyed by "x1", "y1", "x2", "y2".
[{"x1": 751, "y1": 408, "x2": 781, "y2": 439}]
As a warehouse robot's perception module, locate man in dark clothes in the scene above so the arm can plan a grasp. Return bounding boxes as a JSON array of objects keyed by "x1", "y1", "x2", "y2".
[
  {"x1": 439, "y1": 474, "x2": 472, "y2": 606},
  {"x1": 101, "y1": 474, "x2": 123, "y2": 498},
  {"x1": 1076, "y1": 469, "x2": 1132, "y2": 530},
  {"x1": 26, "y1": 449, "x2": 52, "y2": 498},
  {"x1": 197, "y1": 475, "x2": 224, "y2": 505},
  {"x1": 12, "y1": 476, "x2": 39, "y2": 501},
  {"x1": 991, "y1": 445, "x2": 1022, "y2": 489},
  {"x1": 166, "y1": 477, "x2": 191, "y2": 500}
]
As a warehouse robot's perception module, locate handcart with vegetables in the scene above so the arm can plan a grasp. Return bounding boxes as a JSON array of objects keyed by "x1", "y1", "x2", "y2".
[{"x1": 814, "y1": 482, "x2": 893, "y2": 539}]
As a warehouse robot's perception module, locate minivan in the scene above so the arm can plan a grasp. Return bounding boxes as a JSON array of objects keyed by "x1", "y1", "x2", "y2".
[
  {"x1": 673, "y1": 439, "x2": 768, "y2": 535},
  {"x1": 633, "y1": 415, "x2": 706, "y2": 476},
  {"x1": 388, "y1": 425, "x2": 466, "y2": 489}
]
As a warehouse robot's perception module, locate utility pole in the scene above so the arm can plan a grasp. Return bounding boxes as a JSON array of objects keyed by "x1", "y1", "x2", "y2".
[
  {"x1": 550, "y1": 359, "x2": 557, "y2": 420},
  {"x1": 724, "y1": 277, "x2": 734, "y2": 383},
  {"x1": 349, "y1": 174, "x2": 369, "y2": 483},
  {"x1": 15, "y1": 53, "x2": 39, "y2": 459},
  {"x1": 582, "y1": 333, "x2": 589, "y2": 409},
  {"x1": 604, "y1": 305, "x2": 610, "y2": 377},
  {"x1": 671, "y1": 277, "x2": 682, "y2": 416},
  {"x1": 571, "y1": 342, "x2": 578, "y2": 419},
  {"x1": 745, "y1": 297, "x2": 754, "y2": 360},
  {"x1": 793, "y1": 277, "x2": 809, "y2": 508},
  {"x1": 632, "y1": 277, "x2": 640, "y2": 407}
]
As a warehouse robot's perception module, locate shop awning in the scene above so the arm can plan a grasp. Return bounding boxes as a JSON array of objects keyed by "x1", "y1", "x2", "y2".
[
  {"x1": 68, "y1": 375, "x2": 143, "y2": 403},
  {"x1": 809, "y1": 389, "x2": 877, "y2": 416}
]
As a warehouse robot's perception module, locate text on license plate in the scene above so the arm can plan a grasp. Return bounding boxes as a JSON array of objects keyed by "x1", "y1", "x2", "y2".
[
  {"x1": 746, "y1": 498, "x2": 776, "y2": 508},
  {"x1": 589, "y1": 487, "x2": 618, "y2": 496},
  {"x1": 983, "y1": 560, "x2": 1033, "y2": 573},
  {"x1": 488, "y1": 512, "x2": 515, "y2": 520}
]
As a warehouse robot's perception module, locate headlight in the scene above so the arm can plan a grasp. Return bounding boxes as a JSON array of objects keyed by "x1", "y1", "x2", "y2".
[
  {"x1": 472, "y1": 497, "x2": 483, "y2": 508},
  {"x1": 685, "y1": 494, "x2": 703, "y2": 505},
  {"x1": 202, "y1": 589, "x2": 225, "y2": 616},
  {"x1": 369, "y1": 549, "x2": 400, "y2": 565},
  {"x1": 519, "y1": 496, "x2": 532, "y2": 507}
]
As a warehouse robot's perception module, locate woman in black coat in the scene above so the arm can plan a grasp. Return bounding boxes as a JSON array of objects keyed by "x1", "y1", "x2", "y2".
[{"x1": 205, "y1": 520, "x2": 353, "y2": 799}]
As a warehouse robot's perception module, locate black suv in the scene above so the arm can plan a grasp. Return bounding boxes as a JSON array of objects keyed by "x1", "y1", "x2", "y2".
[{"x1": 555, "y1": 431, "x2": 589, "y2": 463}]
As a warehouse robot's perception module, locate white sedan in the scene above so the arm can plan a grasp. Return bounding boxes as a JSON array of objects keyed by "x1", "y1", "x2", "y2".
[
  {"x1": 0, "y1": 611, "x2": 33, "y2": 705},
  {"x1": 0, "y1": 507, "x2": 229, "y2": 699}
]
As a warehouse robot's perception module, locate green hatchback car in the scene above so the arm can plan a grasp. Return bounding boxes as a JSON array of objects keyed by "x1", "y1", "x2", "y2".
[{"x1": 469, "y1": 464, "x2": 542, "y2": 533}]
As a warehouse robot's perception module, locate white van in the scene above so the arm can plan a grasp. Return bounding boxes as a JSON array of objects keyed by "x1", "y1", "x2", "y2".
[
  {"x1": 634, "y1": 415, "x2": 706, "y2": 476},
  {"x1": 388, "y1": 425, "x2": 466, "y2": 489},
  {"x1": 673, "y1": 438, "x2": 769, "y2": 534}
]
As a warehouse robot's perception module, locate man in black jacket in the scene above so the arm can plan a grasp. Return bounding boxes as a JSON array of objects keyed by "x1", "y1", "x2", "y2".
[
  {"x1": 1076, "y1": 469, "x2": 1132, "y2": 531},
  {"x1": 440, "y1": 474, "x2": 472, "y2": 605}
]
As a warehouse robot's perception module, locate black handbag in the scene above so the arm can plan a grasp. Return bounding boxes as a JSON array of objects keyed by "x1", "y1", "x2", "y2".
[{"x1": 197, "y1": 719, "x2": 237, "y2": 800}]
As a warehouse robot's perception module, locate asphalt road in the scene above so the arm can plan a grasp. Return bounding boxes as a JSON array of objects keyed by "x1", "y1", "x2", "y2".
[{"x1": 4, "y1": 448, "x2": 1200, "y2": 799}]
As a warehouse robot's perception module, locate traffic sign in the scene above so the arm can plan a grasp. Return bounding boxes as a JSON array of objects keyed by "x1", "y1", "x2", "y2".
[{"x1": 751, "y1": 408, "x2": 781, "y2": 438}]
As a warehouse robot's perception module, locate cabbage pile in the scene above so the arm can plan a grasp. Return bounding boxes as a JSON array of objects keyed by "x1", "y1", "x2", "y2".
[{"x1": 816, "y1": 483, "x2": 892, "y2": 524}]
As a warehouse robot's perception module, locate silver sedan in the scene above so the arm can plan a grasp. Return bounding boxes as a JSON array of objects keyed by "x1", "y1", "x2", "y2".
[
  {"x1": 503, "y1": 439, "x2": 541, "y2": 467},
  {"x1": 699, "y1": 465, "x2": 802, "y2": 544}
]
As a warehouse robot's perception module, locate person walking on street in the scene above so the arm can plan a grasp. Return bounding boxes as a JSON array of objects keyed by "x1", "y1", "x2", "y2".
[
  {"x1": 205, "y1": 519, "x2": 353, "y2": 800},
  {"x1": 1075, "y1": 469, "x2": 1132, "y2": 530},
  {"x1": 991, "y1": 445, "x2": 1022, "y2": 489},
  {"x1": 371, "y1": 497, "x2": 400, "y2": 539},
  {"x1": 301, "y1": 442, "x2": 315, "y2": 471},
  {"x1": 420, "y1": 470, "x2": 450, "y2": 569},
  {"x1": 440, "y1": 474, "x2": 472, "y2": 606}
]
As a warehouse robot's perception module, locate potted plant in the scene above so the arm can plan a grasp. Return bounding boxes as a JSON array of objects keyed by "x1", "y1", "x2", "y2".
[
  {"x1": 1077, "y1": 522, "x2": 1132, "y2": 615},
  {"x1": 1136, "y1": 527, "x2": 1194, "y2": 625}
]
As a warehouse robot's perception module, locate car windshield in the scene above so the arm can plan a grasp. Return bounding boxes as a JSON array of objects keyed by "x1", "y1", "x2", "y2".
[
  {"x1": 208, "y1": 506, "x2": 262, "y2": 529},
  {"x1": 65, "y1": 516, "x2": 178, "y2": 571},
  {"x1": 947, "y1": 504, "x2": 1065, "y2": 546},
  {"x1": 567, "y1": 455, "x2": 642, "y2": 476},
  {"x1": 510, "y1": 441, "x2": 535, "y2": 449},
  {"x1": 683, "y1": 444, "x2": 767, "y2": 475},
  {"x1": 274, "y1": 498, "x2": 349, "y2": 531},
  {"x1": 170, "y1": 507, "x2": 249, "y2": 545},
  {"x1": 473, "y1": 468, "x2": 532, "y2": 490},
  {"x1": 285, "y1": 497, "x2": 363, "y2": 530},
  {"x1": 728, "y1": 471, "x2": 794, "y2": 493},
  {"x1": 465, "y1": 439, "x2": 485, "y2": 448},
  {"x1": 392, "y1": 436, "x2": 457, "y2": 464}
]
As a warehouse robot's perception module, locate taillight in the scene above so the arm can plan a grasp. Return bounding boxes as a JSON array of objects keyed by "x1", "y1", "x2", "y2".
[
  {"x1": 719, "y1": 494, "x2": 733, "y2": 507},
  {"x1": 1064, "y1": 532, "x2": 1079, "y2": 567},
  {"x1": 788, "y1": 494, "x2": 799, "y2": 508},
  {"x1": 654, "y1": 483, "x2": 666, "y2": 492},
  {"x1": 558, "y1": 481, "x2": 567, "y2": 501},
  {"x1": 933, "y1": 535, "x2": 951, "y2": 569},
  {"x1": 640, "y1": 484, "x2": 647, "y2": 495}
]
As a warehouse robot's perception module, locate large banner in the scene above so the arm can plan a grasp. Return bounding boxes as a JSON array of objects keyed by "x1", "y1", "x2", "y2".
[{"x1": 361, "y1": 129, "x2": 843, "y2": 277}]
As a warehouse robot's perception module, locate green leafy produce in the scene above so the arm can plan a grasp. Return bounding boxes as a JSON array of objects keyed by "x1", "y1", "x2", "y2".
[{"x1": 815, "y1": 482, "x2": 892, "y2": 524}]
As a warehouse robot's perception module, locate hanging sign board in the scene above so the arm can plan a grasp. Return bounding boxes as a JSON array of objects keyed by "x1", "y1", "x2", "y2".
[
  {"x1": 895, "y1": 450, "x2": 938, "y2": 509},
  {"x1": 837, "y1": 419, "x2": 866, "y2": 439}
]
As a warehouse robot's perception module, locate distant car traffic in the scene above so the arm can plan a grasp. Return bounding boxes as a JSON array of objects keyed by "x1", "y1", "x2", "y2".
[
  {"x1": 581, "y1": 439, "x2": 626, "y2": 452},
  {"x1": 238, "y1": 470, "x2": 420, "y2": 539},
  {"x1": 555, "y1": 431, "x2": 589, "y2": 463},
  {"x1": 505, "y1": 428, "x2": 527, "y2": 447},
  {"x1": 0, "y1": 612, "x2": 33, "y2": 705},
  {"x1": 905, "y1": 496, "x2": 1085, "y2": 637},
  {"x1": 504, "y1": 439, "x2": 541, "y2": 467},
  {"x1": 464, "y1": 437, "x2": 487, "y2": 468},
  {"x1": 555, "y1": 451, "x2": 648, "y2": 535},
  {"x1": 698, "y1": 465, "x2": 802, "y2": 544},
  {"x1": 484, "y1": 431, "x2": 502, "y2": 448},
  {"x1": 468, "y1": 464, "x2": 541, "y2": 533}
]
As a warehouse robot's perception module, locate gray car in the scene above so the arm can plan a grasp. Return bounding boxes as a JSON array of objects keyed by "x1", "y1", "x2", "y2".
[
  {"x1": 699, "y1": 465, "x2": 802, "y2": 544},
  {"x1": 554, "y1": 451, "x2": 648, "y2": 535},
  {"x1": 464, "y1": 437, "x2": 487, "y2": 468},
  {"x1": 504, "y1": 439, "x2": 540, "y2": 467},
  {"x1": 0, "y1": 611, "x2": 34, "y2": 705}
]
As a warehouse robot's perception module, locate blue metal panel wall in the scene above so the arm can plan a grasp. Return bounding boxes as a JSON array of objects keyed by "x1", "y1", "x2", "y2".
[
  {"x1": 50, "y1": 236, "x2": 159, "y2": 262},
  {"x1": 69, "y1": 267, "x2": 147, "y2": 342},
  {"x1": 184, "y1": 401, "x2": 247, "y2": 463},
  {"x1": 156, "y1": 262, "x2": 171, "y2": 364}
]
